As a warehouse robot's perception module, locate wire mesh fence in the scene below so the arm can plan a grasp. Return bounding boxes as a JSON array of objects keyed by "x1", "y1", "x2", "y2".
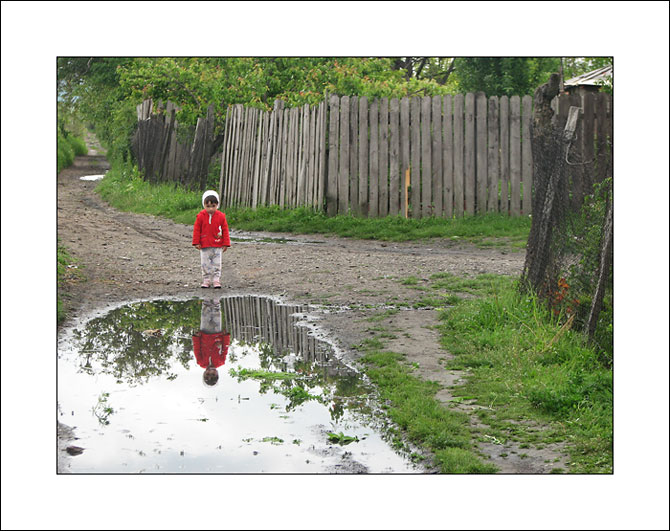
[{"x1": 521, "y1": 89, "x2": 613, "y2": 363}]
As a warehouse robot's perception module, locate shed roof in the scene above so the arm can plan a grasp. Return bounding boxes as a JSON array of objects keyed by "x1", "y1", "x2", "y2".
[{"x1": 564, "y1": 65, "x2": 613, "y2": 87}]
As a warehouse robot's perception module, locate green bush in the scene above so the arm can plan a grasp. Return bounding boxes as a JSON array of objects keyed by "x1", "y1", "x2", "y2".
[
  {"x1": 57, "y1": 129, "x2": 88, "y2": 173},
  {"x1": 67, "y1": 134, "x2": 88, "y2": 156},
  {"x1": 57, "y1": 129, "x2": 75, "y2": 173}
]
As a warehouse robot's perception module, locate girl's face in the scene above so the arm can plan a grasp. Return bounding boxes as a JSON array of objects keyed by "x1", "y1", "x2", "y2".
[{"x1": 205, "y1": 202, "x2": 218, "y2": 215}]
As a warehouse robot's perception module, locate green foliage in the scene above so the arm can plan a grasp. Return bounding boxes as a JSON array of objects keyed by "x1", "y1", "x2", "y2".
[
  {"x1": 453, "y1": 57, "x2": 561, "y2": 96},
  {"x1": 437, "y1": 278, "x2": 612, "y2": 473},
  {"x1": 57, "y1": 129, "x2": 75, "y2": 173},
  {"x1": 57, "y1": 242, "x2": 78, "y2": 324},
  {"x1": 115, "y1": 57, "x2": 454, "y2": 133},
  {"x1": 67, "y1": 134, "x2": 88, "y2": 156},
  {"x1": 95, "y1": 159, "x2": 203, "y2": 224},
  {"x1": 326, "y1": 431, "x2": 359, "y2": 445},
  {"x1": 57, "y1": 128, "x2": 88, "y2": 174},
  {"x1": 72, "y1": 299, "x2": 202, "y2": 385},
  {"x1": 562, "y1": 57, "x2": 613, "y2": 80},
  {"x1": 58, "y1": 58, "x2": 138, "y2": 163}
]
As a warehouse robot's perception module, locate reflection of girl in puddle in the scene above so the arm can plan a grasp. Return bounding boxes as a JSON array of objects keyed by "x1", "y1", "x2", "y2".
[{"x1": 192, "y1": 297, "x2": 230, "y2": 386}]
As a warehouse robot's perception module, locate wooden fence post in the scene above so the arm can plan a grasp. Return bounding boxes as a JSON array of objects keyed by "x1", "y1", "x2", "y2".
[
  {"x1": 522, "y1": 95, "x2": 533, "y2": 215},
  {"x1": 421, "y1": 95, "x2": 432, "y2": 218},
  {"x1": 327, "y1": 95, "x2": 339, "y2": 216},
  {"x1": 453, "y1": 94, "x2": 464, "y2": 217},
  {"x1": 389, "y1": 98, "x2": 400, "y2": 217},
  {"x1": 464, "y1": 93, "x2": 475, "y2": 216},
  {"x1": 410, "y1": 97, "x2": 421, "y2": 218},
  {"x1": 487, "y1": 96, "x2": 499, "y2": 213},
  {"x1": 358, "y1": 96, "x2": 369, "y2": 217},
  {"x1": 442, "y1": 95, "x2": 453, "y2": 219},
  {"x1": 475, "y1": 92, "x2": 488, "y2": 214},
  {"x1": 431, "y1": 95, "x2": 443, "y2": 217}
]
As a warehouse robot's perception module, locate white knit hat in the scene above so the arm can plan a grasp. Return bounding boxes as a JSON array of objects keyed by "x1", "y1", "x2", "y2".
[{"x1": 201, "y1": 190, "x2": 220, "y2": 208}]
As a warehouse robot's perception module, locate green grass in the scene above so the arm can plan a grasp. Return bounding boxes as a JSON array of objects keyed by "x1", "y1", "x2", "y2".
[
  {"x1": 57, "y1": 242, "x2": 79, "y2": 324},
  {"x1": 95, "y1": 161, "x2": 531, "y2": 247},
  {"x1": 228, "y1": 368, "x2": 296, "y2": 381},
  {"x1": 57, "y1": 130, "x2": 88, "y2": 174},
  {"x1": 359, "y1": 349, "x2": 497, "y2": 473},
  {"x1": 436, "y1": 276, "x2": 613, "y2": 473},
  {"x1": 226, "y1": 205, "x2": 530, "y2": 246},
  {"x1": 354, "y1": 272, "x2": 612, "y2": 473}
]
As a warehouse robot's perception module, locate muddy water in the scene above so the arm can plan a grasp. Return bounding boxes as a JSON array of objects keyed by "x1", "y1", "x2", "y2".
[{"x1": 57, "y1": 295, "x2": 421, "y2": 473}]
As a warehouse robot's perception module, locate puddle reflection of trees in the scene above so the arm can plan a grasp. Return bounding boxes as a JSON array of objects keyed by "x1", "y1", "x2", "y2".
[
  {"x1": 71, "y1": 296, "x2": 376, "y2": 425},
  {"x1": 73, "y1": 297, "x2": 359, "y2": 385}
]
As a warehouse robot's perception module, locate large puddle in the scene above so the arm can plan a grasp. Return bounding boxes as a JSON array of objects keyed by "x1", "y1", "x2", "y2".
[{"x1": 57, "y1": 295, "x2": 421, "y2": 473}]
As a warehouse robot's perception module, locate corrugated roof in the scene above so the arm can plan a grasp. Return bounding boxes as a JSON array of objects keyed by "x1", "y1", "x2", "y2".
[{"x1": 564, "y1": 65, "x2": 613, "y2": 87}]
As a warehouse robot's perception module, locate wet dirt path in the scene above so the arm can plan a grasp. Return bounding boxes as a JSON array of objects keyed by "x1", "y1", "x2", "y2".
[{"x1": 57, "y1": 137, "x2": 568, "y2": 473}]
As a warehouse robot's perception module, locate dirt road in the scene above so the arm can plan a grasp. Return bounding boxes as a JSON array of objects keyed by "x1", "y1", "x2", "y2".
[{"x1": 57, "y1": 141, "x2": 568, "y2": 473}]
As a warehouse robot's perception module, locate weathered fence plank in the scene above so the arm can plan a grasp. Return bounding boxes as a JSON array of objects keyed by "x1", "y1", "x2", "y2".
[
  {"x1": 567, "y1": 92, "x2": 584, "y2": 211},
  {"x1": 389, "y1": 98, "x2": 400, "y2": 217},
  {"x1": 581, "y1": 92, "x2": 595, "y2": 198},
  {"x1": 453, "y1": 94, "x2": 464, "y2": 217},
  {"x1": 410, "y1": 97, "x2": 421, "y2": 218},
  {"x1": 278, "y1": 107, "x2": 289, "y2": 206},
  {"x1": 327, "y1": 95, "x2": 339, "y2": 216},
  {"x1": 522, "y1": 95, "x2": 533, "y2": 215},
  {"x1": 421, "y1": 96, "x2": 432, "y2": 218},
  {"x1": 487, "y1": 96, "x2": 499, "y2": 213},
  {"x1": 316, "y1": 101, "x2": 328, "y2": 209},
  {"x1": 442, "y1": 95, "x2": 453, "y2": 218},
  {"x1": 476, "y1": 92, "x2": 488, "y2": 214},
  {"x1": 349, "y1": 96, "x2": 359, "y2": 215},
  {"x1": 400, "y1": 97, "x2": 410, "y2": 218},
  {"x1": 252, "y1": 108, "x2": 264, "y2": 208},
  {"x1": 464, "y1": 93, "x2": 475, "y2": 216},
  {"x1": 379, "y1": 97, "x2": 389, "y2": 217},
  {"x1": 297, "y1": 104, "x2": 308, "y2": 207},
  {"x1": 510, "y1": 95, "x2": 521, "y2": 216},
  {"x1": 499, "y1": 95, "x2": 510, "y2": 215},
  {"x1": 369, "y1": 99, "x2": 379, "y2": 218},
  {"x1": 339, "y1": 96, "x2": 350, "y2": 215},
  {"x1": 310, "y1": 103, "x2": 318, "y2": 208},
  {"x1": 358, "y1": 96, "x2": 369, "y2": 216},
  {"x1": 431, "y1": 95, "x2": 443, "y2": 217}
]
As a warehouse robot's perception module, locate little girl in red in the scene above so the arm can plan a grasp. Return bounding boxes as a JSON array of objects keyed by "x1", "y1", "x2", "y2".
[
  {"x1": 192, "y1": 190, "x2": 231, "y2": 288},
  {"x1": 192, "y1": 297, "x2": 230, "y2": 386}
]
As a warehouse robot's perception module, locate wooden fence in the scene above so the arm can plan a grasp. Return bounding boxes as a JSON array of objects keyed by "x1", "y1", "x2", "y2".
[
  {"x1": 219, "y1": 93, "x2": 535, "y2": 217},
  {"x1": 130, "y1": 91, "x2": 611, "y2": 218},
  {"x1": 552, "y1": 91, "x2": 612, "y2": 209},
  {"x1": 219, "y1": 100, "x2": 328, "y2": 211},
  {"x1": 132, "y1": 100, "x2": 217, "y2": 189},
  {"x1": 221, "y1": 296, "x2": 331, "y2": 364}
]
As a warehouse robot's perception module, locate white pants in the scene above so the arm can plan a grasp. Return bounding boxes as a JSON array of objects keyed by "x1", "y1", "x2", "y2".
[
  {"x1": 200, "y1": 247, "x2": 222, "y2": 281},
  {"x1": 200, "y1": 297, "x2": 222, "y2": 334}
]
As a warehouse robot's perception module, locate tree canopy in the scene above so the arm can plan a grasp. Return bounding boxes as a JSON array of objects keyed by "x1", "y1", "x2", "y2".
[{"x1": 57, "y1": 56, "x2": 611, "y2": 162}]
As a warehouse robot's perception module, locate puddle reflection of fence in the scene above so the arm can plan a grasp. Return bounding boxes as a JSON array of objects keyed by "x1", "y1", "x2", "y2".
[{"x1": 221, "y1": 296, "x2": 331, "y2": 363}]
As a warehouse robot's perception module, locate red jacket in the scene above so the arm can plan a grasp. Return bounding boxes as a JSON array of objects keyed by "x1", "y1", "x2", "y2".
[
  {"x1": 192, "y1": 210, "x2": 231, "y2": 248},
  {"x1": 192, "y1": 332, "x2": 230, "y2": 368}
]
